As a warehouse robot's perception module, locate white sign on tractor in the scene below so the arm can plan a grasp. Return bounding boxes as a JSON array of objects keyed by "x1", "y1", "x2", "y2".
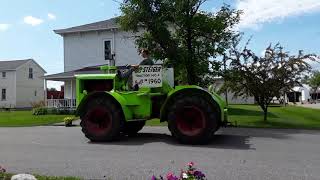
[{"x1": 132, "y1": 65, "x2": 163, "y2": 88}]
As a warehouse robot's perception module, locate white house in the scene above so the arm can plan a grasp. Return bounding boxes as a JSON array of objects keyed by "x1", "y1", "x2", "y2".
[
  {"x1": 45, "y1": 18, "x2": 143, "y2": 108},
  {"x1": 0, "y1": 59, "x2": 46, "y2": 108}
]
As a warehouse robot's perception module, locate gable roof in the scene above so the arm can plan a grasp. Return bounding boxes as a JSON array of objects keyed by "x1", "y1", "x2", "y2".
[
  {"x1": 0, "y1": 59, "x2": 47, "y2": 73},
  {"x1": 0, "y1": 59, "x2": 30, "y2": 71},
  {"x1": 54, "y1": 17, "x2": 118, "y2": 35}
]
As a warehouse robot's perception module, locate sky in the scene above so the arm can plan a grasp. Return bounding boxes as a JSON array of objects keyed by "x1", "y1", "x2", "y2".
[{"x1": 0, "y1": 0, "x2": 320, "y2": 90}]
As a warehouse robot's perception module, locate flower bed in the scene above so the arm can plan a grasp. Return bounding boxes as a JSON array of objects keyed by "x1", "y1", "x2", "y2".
[{"x1": 152, "y1": 162, "x2": 206, "y2": 180}]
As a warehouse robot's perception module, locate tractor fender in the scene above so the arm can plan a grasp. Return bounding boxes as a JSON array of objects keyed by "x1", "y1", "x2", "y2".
[
  {"x1": 160, "y1": 86, "x2": 225, "y2": 123},
  {"x1": 76, "y1": 91, "x2": 133, "y2": 121}
]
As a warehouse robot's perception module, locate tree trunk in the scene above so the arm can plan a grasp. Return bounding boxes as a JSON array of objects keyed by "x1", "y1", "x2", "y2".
[
  {"x1": 258, "y1": 103, "x2": 268, "y2": 122},
  {"x1": 263, "y1": 107, "x2": 268, "y2": 122}
]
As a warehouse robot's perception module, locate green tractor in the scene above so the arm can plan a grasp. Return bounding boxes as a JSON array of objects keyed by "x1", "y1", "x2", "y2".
[{"x1": 75, "y1": 65, "x2": 228, "y2": 144}]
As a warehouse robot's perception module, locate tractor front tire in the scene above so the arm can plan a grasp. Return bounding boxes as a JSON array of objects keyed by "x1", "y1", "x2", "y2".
[
  {"x1": 80, "y1": 96, "x2": 123, "y2": 142},
  {"x1": 168, "y1": 95, "x2": 219, "y2": 144},
  {"x1": 122, "y1": 121, "x2": 146, "y2": 136}
]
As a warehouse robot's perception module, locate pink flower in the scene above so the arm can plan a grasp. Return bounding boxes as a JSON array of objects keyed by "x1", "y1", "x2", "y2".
[
  {"x1": 0, "y1": 165, "x2": 6, "y2": 173},
  {"x1": 166, "y1": 172, "x2": 178, "y2": 180},
  {"x1": 187, "y1": 162, "x2": 194, "y2": 167}
]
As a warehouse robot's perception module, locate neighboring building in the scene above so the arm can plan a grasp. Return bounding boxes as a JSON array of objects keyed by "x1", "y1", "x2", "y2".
[
  {"x1": 212, "y1": 78, "x2": 255, "y2": 104},
  {"x1": 45, "y1": 18, "x2": 142, "y2": 108},
  {"x1": 0, "y1": 59, "x2": 46, "y2": 108}
]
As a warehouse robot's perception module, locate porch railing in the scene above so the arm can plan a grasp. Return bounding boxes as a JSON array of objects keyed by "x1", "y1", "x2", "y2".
[{"x1": 46, "y1": 99, "x2": 76, "y2": 109}]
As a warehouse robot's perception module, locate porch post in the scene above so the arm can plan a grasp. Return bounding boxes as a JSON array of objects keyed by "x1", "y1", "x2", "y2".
[
  {"x1": 44, "y1": 79, "x2": 47, "y2": 103},
  {"x1": 71, "y1": 79, "x2": 73, "y2": 99}
]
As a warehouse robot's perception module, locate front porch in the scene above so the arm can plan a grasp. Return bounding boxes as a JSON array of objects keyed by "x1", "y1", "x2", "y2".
[
  {"x1": 46, "y1": 99, "x2": 77, "y2": 109},
  {"x1": 44, "y1": 66, "x2": 103, "y2": 109}
]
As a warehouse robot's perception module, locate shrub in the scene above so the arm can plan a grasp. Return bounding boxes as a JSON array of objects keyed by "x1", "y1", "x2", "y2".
[
  {"x1": 152, "y1": 162, "x2": 206, "y2": 180},
  {"x1": 47, "y1": 108, "x2": 58, "y2": 114},
  {"x1": 30, "y1": 101, "x2": 45, "y2": 108},
  {"x1": 32, "y1": 107, "x2": 48, "y2": 115}
]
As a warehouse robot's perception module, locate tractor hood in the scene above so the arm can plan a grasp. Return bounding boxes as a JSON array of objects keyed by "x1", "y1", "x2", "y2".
[{"x1": 75, "y1": 73, "x2": 117, "y2": 80}]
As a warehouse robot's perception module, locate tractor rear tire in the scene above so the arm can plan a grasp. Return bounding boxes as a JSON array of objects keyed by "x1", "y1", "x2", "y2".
[
  {"x1": 80, "y1": 96, "x2": 123, "y2": 142},
  {"x1": 122, "y1": 121, "x2": 146, "y2": 136},
  {"x1": 167, "y1": 95, "x2": 219, "y2": 144}
]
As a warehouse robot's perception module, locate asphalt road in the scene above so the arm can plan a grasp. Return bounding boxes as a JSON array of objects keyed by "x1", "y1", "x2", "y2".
[{"x1": 1, "y1": 126, "x2": 320, "y2": 180}]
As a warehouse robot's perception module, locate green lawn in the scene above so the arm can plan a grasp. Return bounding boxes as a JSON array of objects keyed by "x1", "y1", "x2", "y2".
[
  {"x1": 0, "y1": 111, "x2": 70, "y2": 127},
  {"x1": 0, "y1": 173, "x2": 80, "y2": 180},
  {"x1": 228, "y1": 105, "x2": 320, "y2": 129},
  {"x1": 145, "y1": 105, "x2": 320, "y2": 129}
]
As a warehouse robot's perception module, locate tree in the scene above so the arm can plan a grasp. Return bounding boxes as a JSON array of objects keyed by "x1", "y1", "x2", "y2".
[
  {"x1": 119, "y1": 0, "x2": 241, "y2": 86},
  {"x1": 222, "y1": 39, "x2": 317, "y2": 122},
  {"x1": 308, "y1": 71, "x2": 320, "y2": 100}
]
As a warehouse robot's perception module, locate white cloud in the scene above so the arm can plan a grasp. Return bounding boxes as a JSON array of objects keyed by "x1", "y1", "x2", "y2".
[
  {"x1": 23, "y1": 16, "x2": 43, "y2": 26},
  {"x1": 0, "y1": 24, "x2": 10, "y2": 31},
  {"x1": 236, "y1": 0, "x2": 320, "y2": 30},
  {"x1": 48, "y1": 13, "x2": 56, "y2": 20}
]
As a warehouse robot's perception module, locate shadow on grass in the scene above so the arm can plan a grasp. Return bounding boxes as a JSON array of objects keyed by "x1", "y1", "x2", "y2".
[
  {"x1": 228, "y1": 107, "x2": 278, "y2": 118},
  {"x1": 89, "y1": 132, "x2": 254, "y2": 150}
]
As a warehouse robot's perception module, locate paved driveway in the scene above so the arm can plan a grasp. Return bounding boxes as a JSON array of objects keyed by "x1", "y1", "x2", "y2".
[{"x1": 0, "y1": 126, "x2": 320, "y2": 180}]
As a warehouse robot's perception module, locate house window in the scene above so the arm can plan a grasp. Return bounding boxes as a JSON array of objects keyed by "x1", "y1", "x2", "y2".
[
  {"x1": 104, "y1": 40, "x2": 112, "y2": 60},
  {"x1": 2, "y1": 72, "x2": 6, "y2": 78},
  {"x1": 28, "y1": 68, "x2": 33, "y2": 79},
  {"x1": 1, "y1": 89, "x2": 6, "y2": 101},
  {"x1": 34, "y1": 90, "x2": 37, "y2": 97}
]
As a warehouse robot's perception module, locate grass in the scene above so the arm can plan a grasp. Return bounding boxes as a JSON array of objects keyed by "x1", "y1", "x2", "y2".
[
  {"x1": 145, "y1": 105, "x2": 320, "y2": 129},
  {"x1": 146, "y1": 119, "x2": 168, "y2": 126},
  {"x1": 0, "y1": 110, "x2": 71, "y2": 127},
  {"x1": 0, "y1": 173, "x2": 80, "y2": 180},
  {"x1": 228, "y1": 104, "x2": 320, "y2": 129}
]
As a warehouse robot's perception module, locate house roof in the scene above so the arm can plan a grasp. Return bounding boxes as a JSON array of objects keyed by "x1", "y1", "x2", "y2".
[
  {"x1": 44, "y1": 65, "x2": 129, "y2": 81},
  {"x1": 44, "y1": 65, "x2": 108, "y2": 80},
  {"x1": 54, "y1": 17, "x2": 118, "y2": 35},
  {"x1": 0, "y1": 59, "x2": 30, "y2": 71},
  {"x1": 0, "y1": 59, "x2": 46, "y2": 73}
]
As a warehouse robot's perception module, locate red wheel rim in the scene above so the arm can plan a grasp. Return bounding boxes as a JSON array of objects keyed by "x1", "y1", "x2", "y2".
[
  {"x1": 175, "y1": 106, "x2": 206, "y2": 136},
  {"x1": 84, "y1": 106, "x2": 112, "y2": 136}
]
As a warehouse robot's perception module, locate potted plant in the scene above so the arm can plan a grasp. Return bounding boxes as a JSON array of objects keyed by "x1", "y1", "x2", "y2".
[{"x1": 64, "y1": 117, "x2": 76, "y2": 127}]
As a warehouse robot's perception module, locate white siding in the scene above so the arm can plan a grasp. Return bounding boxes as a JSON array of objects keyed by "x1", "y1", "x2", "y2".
[
  {"x1": 63, "y1": 30, "x2": 141, "y2": 72},
  {"x1": 0, "y1": 71, "x2": 16, "y2": 108},
  {"x1": 213, "y1": 79, "x2": 255, "y2": 104},
  {"x1": 16, "y1": 60, "x2": 45, "y2": 108}
]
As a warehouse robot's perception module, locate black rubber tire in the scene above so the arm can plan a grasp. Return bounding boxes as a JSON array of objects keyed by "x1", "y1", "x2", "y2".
[
  {"x1": 122, "y1": 121, "x2": 146, "y2": 136},
  {"x1": 167, "y1": 94, "x2": 219, "y2": 144},
  {"x1": 80, "y1": 96, "x2": 123, "y2": 142}
]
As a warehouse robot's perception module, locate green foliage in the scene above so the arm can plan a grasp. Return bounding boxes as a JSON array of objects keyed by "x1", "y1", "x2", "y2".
[
  {"x1": 222, "y1": 39, "x2": 317, "y2": 121},
  {"x1": 33, "y1": 108, "x2": 76, "y2": 116},
  {"x1": 119, "y1": 0, "x2": 241, "y2": 86},
  {"x1": 308, "y1": 71, "x2": 320, "y2": 92},
  {"x1": 32, "y1": 107, "x2": 48, "y2": 115}
]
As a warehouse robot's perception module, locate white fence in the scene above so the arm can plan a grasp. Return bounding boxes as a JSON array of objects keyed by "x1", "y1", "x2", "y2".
[{"x1": 46, "y1": 99, "x2": 76, "y2": 109}]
